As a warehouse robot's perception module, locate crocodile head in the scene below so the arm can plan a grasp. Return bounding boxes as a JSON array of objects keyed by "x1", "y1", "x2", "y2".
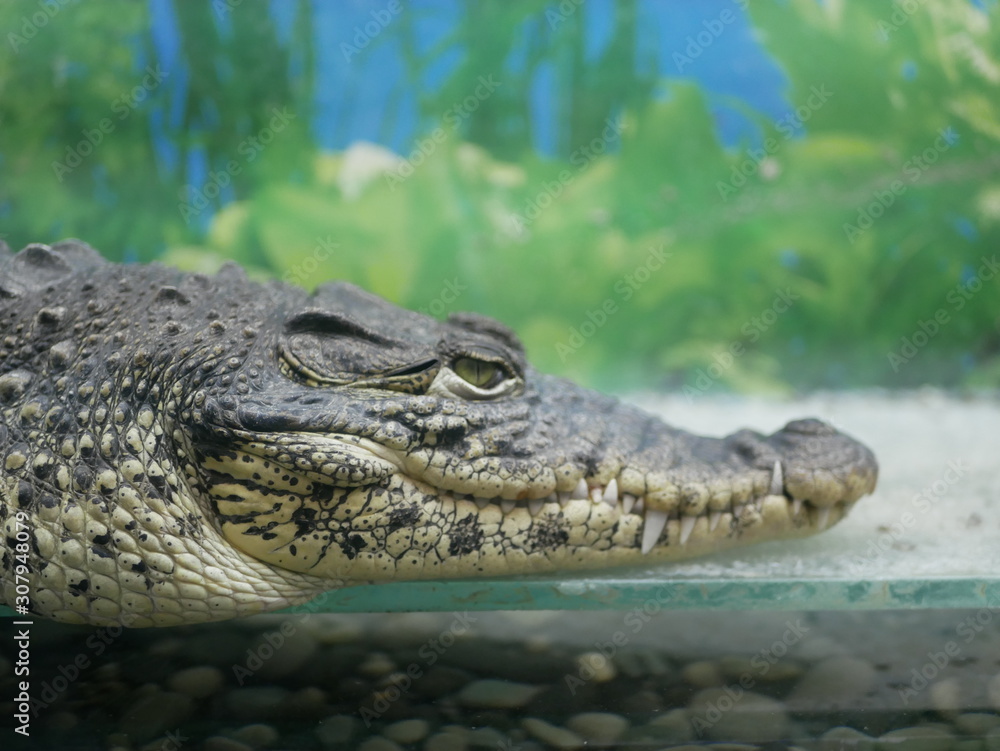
[
  {"x1": 0, "y1": 241, "x2": 877, "y2": 626},
  {"x1": 193, "y1": 281, "x2": 877, "y2": 582}
]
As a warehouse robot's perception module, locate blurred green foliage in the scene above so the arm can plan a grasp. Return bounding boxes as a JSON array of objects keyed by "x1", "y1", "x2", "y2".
[{"x1": 2, "y1": 0, "x2": 999, "y2": 393}]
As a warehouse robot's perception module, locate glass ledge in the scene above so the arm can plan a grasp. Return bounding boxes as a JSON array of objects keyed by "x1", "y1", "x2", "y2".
[{"x1": 3, "y1": 390, "x2": 998, "y2": 619}]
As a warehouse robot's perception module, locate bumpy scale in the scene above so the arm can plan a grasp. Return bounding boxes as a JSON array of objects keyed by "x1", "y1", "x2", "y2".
[{"x1": 0, "y1": 241, "x2": 878, "y2": 626}]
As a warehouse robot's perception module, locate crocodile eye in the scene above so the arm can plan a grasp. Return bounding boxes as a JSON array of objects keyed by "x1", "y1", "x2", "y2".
[
  {"x1": 454, "y1": 357, "x2": 505, "y2": 389},
  {"x1": 426, "y1": 353, "x2": 521, "y2": 400}
]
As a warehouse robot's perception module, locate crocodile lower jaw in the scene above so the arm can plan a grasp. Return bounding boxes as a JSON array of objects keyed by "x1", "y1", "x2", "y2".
[
  {"x1": 229, "y1": 434, "x2": 854, "y2": 559},
  {"x1": 410, "y1": 474, "x2": 852, "y2": 556}
]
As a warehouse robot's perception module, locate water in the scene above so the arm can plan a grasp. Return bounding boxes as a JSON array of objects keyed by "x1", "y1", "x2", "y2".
[{"x1": 4, "y1": 609, "x2": 1000, "y2": 748}]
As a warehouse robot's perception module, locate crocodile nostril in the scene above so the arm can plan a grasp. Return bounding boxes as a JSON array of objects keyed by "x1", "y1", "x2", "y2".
[{"x1": 782, "y1": 418, "x2": 837, "y2": 436}]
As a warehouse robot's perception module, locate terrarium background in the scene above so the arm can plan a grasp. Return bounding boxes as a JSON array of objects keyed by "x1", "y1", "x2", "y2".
[{"x1": 1, "y1": 0, "x2": 998, "y2": 393}]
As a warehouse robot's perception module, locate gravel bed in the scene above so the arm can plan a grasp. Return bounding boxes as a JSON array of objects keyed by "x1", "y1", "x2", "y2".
[{"x1": 2, "y1": 608, "x2": 1000, "y2": 749}]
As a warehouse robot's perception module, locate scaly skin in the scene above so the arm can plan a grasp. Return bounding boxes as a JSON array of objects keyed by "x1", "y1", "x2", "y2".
[{"x1": 0, "y1": 240, "x2": 878, "y2": 626}]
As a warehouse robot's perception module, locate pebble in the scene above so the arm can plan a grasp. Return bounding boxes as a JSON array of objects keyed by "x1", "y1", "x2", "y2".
[
  {"x1": 930, "y1": 677, "x2": 963, "y2": 716},
  {"x1": 819, "y1": 726, "x2": 876, "y2": 751},
  {"x1": 683, "y1": 660, "x2": 725, "y2": 688},
  {"x1": 315, "y1": 714, "x2": 361, "y2": 747},
  {"x1": 642, "y1": 708, "x2": 694, "y2": 742},
  {"x1": 47, "y1": 710, "x2": 79, "y2": 733},
  {"x1": 118, "y1": 691, "x2": 194, "y2": 743},
  {"x1": 281, "y1": 686, "x2": 329, "y2": 720},
  {"x1": 521, "y1": 717, "x2": 584, "y2": 749},
  {"x1": 794, "y1": 635, "x2": 849, "y2": 662},
  {"x1": 223, "y1": 687, "x2": 290, "y2": 721},
  {"x1": 878, "y1": 726, "x2": 954, "y2": 751},
  {"x1": 304, "y1": 617, "x2": 365, "y2": 645},
  {"x1": 716, "y1": 654, "x2": 802, "y2": 684},
  {"x1": 137, "y1": 740, "x2": 175, "y2": 751},
  {"x1": 358, "y1": 738, "x2": 405, "y2": 751},
  {"x1": 957, "y1": 713, "x2": 1000, "y2": 736},
  {"x1": 253, "y1": 629, "x2": 318, "y2": 680},
  {"x1": 202, "y1": 737, "x2": 253, "y2": 751},
  {"x1": 231, "y1": 723, "x2": 281, "y2": 748},
  {"x1": 614, "y1": 648, "x2": 671, "y2": 677},
  {"x1": 688, "y1": 688, "x2": 788, "y2": 743},
  {"x1": 990, "y1": 673, "x2": 1000, "y2": 711},
  {"x1": 106, "y1": 733, "x2": 131, "y2": 748},
  {"x1": 616, "y1": 688, "x2": 664, "y2": 715},
  {"x1": 167, "y1": 665, "x2": 225, "y2": 698},
  {"x1": 566, "y1": 711, "x2": 629, "y2": 743},
  {"x1": 418, "y1": 666, "x2": 475, "y2": 698},
  {"x1": 383, "y1": 718, "x2": 431, "y2": 744},
  {"x1": 423, "y1": 730, "x2": 468, "y2": 751},
  {"x1": 184, "y1": 632, "x2": 249, "y2": 666},
  {"x1": 443, "y1": 641, "x2": 572, "y2": 683},
  {"x1": 574, "y1": 651, "x2": 617, "y2": 682},
  {"x1": 358, "y1": 652, "x2": 398, "y2": 678},
  {"x1": 456, "y1": 679, "x2": 542, "y2": 708},
  {"x1": 786, "y1": 656, "x2": 876, "y2": 710},
  {"x1": 466, "y1": 727, "x2": 510, "y2": 747}
]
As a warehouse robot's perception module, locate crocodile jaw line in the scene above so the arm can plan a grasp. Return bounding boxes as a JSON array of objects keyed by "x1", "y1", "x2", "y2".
[{"x1": 293, "y1": 443, "x2": 844, "y2": 558}]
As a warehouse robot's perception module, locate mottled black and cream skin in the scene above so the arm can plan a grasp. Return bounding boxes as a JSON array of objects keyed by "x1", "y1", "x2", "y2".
[{"x1": 0, "y1": 240, "x2": 878, "y2": 626}]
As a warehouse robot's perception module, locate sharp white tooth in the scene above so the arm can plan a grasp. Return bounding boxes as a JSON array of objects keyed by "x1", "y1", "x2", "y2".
[
  {"x1": 501, "y1": 499, "x2": 516, "y2": 514},
  {"x1": 641, "y1": 510, "x2": 669, "y2": 555},
  {"x1": 528, "y1": 499, "x2": 544, "y2": 516},
  {"x1": 571, "y1": 479, "x2": 589, "y2": 500},
  {"x1": 679, "y1": 515, "x2": 697, "y2": 546},
  {"x1": 791, "y1": 499, "x2": 803, "y2": 517},
  {"x1": 634, "y1": 498, "x2": 645, "y2": 515},
  {"x1": 590, "y1": 487, "x2": 603, "y2": 504},
  {"x1": 732, "y1": 504, "x2": 746, "y2": 519},
  {"x1": 816, "y1": 507, "x2": 831, "y2": 530},
  {"x1": 557, "y1": 491, "x2": 570, "y2": 507},
  {"x1": 769, "y1": 460, "x2": 784, "y2": 496},
  {"x1": 709, "y1": 511, "x2": 723, "y2": 531},
  {"x1": 475, "y1": 497, "x2": 490, "y2": 510},
  {"x1": 603, "y1": 479, "x2": 619, "y2": 505},
  {"x1": 622, "y1": 493, "x2": 637, "y2": 515}
]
